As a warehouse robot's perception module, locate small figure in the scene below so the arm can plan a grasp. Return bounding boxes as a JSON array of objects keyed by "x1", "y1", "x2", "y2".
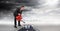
[{"x1": 13, "y1": 6, "x2": 25, "y2": 28}]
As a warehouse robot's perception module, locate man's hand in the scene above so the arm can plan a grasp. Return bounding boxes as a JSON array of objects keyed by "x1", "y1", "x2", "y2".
[{"x1": 18, "y1": 13, "x2": 20, "y2": 15}]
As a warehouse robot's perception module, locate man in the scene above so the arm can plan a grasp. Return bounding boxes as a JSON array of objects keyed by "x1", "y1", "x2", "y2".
[{"x1": 13, "y1": 6, "x2": 24, "y2": 28}]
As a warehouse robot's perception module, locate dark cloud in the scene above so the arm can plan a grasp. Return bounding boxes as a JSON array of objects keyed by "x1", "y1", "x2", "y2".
[{"x1": 0, "y1": 0, "x2": 39, "y2": 19}]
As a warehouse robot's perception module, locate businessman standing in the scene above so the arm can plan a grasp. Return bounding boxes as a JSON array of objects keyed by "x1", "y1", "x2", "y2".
[{"x1": 13, "y1": 6, "x2": 24, "y2": 28}]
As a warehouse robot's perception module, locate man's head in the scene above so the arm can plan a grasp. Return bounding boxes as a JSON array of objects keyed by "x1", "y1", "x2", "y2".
[{"x1": 20, "y1": 6, "x2": 25, "y2": 10}]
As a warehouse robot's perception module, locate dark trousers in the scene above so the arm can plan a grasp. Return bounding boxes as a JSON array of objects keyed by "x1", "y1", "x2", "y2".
[{"x1": 14, "y1": 17, "x2": 21, "y2": 27}]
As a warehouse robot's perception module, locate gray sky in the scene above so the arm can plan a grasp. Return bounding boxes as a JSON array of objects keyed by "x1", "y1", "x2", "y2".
[{"x1": 0, "y1": 0, "x2": 60, "y2": 25}]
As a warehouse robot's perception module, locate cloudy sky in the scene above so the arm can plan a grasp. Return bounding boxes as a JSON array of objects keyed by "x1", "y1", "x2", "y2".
[{"x1": 0, "y1": 0, "x2": 60, "y2": 25}]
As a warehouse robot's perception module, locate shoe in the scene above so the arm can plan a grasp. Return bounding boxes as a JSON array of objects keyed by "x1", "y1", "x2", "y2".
[
  {"x1": 14, "y1": 26, "x2": 17, "y2": 28},
  {"x1": 18, "y1": 25, "x2": 21, "y2": 26}
]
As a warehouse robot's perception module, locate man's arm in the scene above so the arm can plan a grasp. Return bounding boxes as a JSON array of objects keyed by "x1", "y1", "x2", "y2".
[
  {"x1": 19, "y1": 10, "x2": 22, "y2": 14},
  {"x1": 21, "y1": 20, "x2": 25, "y2": 23}
]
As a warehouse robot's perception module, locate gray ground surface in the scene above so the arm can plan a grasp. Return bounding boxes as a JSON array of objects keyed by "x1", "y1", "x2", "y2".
[{"x1": 0, "y1": 25, "x2": 60, "y2": 31}]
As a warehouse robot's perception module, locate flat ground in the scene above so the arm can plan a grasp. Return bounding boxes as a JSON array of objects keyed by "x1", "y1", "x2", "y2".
[{"x1": 0, "y1": 24, "x2": 60, "y2": 31}]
